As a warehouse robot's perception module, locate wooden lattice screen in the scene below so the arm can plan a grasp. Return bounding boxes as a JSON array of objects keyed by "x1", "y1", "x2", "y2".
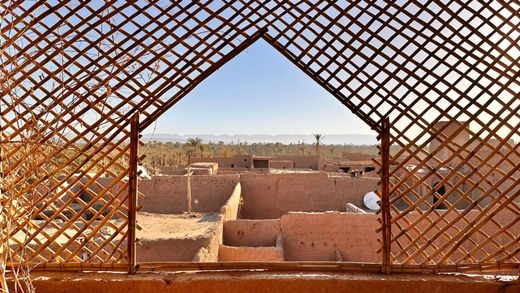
[{"x1": 1, "y1": 1, "x2": 518, "y2": 272}]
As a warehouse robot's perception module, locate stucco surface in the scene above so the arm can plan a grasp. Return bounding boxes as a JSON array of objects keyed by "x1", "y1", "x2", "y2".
[{"x1": 12, "y1": 272, "x2": 518, "y2": 293}]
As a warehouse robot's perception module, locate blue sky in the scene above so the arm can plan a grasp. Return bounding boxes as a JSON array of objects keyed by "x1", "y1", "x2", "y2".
[{"x1": 144, "y1": 39, "x2": 374, "y2": 135}]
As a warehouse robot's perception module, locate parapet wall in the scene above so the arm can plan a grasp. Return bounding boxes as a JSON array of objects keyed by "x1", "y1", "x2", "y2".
[
  {"x1": 19, "y1": 271, "x2": 517, "y2": 293},
  {"x1": 139, "y1": 175, "x2": 239, "y2": 214},
  {"x1": 278, "y1": 209, "x2": 518, "y2": 263},
  {"x1": 220, "y1": 183, "x2": 242, "y2": 221},
  {"x1": 137, "y1": 173, "x2": 378, "y2": 217},
  {"x1": 239, "y1": 173, "x2": 378, "y2": 219},
  {"x1": 281, "y1": 212, "x2": 380, "y2": 262},
  {"x1": 223, "y1": 219, "x2": 281, "y2": 247}
]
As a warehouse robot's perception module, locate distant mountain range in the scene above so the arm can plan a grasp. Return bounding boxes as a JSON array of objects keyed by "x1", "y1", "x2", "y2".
[{"x1": 141, "y1": 134, "x2": 377, "y2": 145}]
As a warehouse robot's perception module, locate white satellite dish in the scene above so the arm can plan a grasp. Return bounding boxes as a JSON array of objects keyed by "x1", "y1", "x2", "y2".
[{"x1": 363, "y1": 191, "x2": 380, "y2": 211}]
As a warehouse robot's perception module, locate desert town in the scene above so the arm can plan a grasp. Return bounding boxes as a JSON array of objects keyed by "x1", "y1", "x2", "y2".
[
  {"x1": 2, "y1": 1, "x2": 519, "y2": 292},
  {"x1": 122, "y1": 120, "x2": 517, "y2": 263}
]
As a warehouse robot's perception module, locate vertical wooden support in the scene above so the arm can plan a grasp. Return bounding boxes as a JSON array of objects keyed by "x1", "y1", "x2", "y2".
[
  {"x1": 381, "y1": 117, "x2": 392, "y2": 274},
  {"x1": 0, "y1": 125, "x2": 7, "y2": 291},
  {"x1": 187, "y1": 166, "x2": 192, "y2": 214},
  {"x1": 128, "y1": 113, "x2": 139, "y2": 274}
]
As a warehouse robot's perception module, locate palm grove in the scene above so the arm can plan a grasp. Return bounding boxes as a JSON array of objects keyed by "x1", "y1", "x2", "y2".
[{"x1": 140, "y1": 135, "x2": 379, "y2": 175}]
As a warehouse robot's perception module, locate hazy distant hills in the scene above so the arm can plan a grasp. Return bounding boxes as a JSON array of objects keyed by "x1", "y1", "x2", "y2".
[{"x1": 141, "y1": 134, "x2": 377, "y2": 145}]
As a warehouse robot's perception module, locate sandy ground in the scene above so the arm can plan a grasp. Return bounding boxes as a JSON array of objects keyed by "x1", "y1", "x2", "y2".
[
  {"x1": 137, "y1": 212, "x2": 221, "y2": 241},
  {"x1": 11, "y1": 212, "x2": 221, "y2": 247}
]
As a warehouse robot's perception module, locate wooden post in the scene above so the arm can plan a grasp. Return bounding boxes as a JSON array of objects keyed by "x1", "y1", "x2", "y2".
[
  {"x1": 187, "y1": 166, "x2": 192, "y2": 214},
  {"x1": 128, "y1": 113, "x2": 139, "y2": 274},
  {"x1": 381, "y1": 117, "x2": 392, "y2": 274},
  {"x1": 0, "y1": 128, "x2": 7, "y2": 291}
]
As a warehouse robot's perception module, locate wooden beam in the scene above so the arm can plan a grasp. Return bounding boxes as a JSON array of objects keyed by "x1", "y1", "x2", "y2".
[
  {"x1": 380, "y1": 117, "x2": 392, "y2": 274},
  {"x1": 128, "y1": 113, "x2": 140, "y2": 274}
]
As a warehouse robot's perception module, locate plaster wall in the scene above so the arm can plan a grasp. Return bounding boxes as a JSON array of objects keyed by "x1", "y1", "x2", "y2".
[
  {"x1": 231, "y1": 210, "x2": 518, "y2": 263},
  {"x1": 342, "y1": 152, "x2": 375, "y2": 161},
  {"x1": 136, "y1": 213, "x2": 224, "y2": 262},
  {"x1": 223, "y1": 219, "x2": 281, "y2": 247},
  {"x1": 137, "y1": 238, "x2": 209, "y2": 262},
  {"x1": 269, "y1": 160, "x2": 295, "y2": 169},
  {"x1": 275, "y1": 155, "x2": 323, "y2": 170},
  {"x1": 218, "y1": 245, "x2": 284, "y2": 261},
  {"x1": 280, "y1": 212, "x2": 380, "y2": 262},
  {"x1": 16, "y1": 272, "x2": 516, "y2": 293},
  {"x1": 191, "y1": 155, "x2": 253, "y2": 168},
  {"x1": 239, "y1": 173, "x2": 378, "y2": 219},
  {"x1": 220, "y1": 183, "x2": 242, "y2": 221},
  {"x1": 138, "y1": 175, "x2": 239, "y2": 214}
]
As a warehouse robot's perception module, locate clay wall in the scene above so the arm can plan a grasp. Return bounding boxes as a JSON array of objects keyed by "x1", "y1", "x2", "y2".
[
  {"x1": 137, "y1": 222, "x2": 223, "y2": 262},
  {"x1": 281, "y1": 212, "x2": 380, "y2": 262},
  {"x1": 275, "y1": 155, "x2": 323, "y2": 170},
  {"x1": 137, "y1": 238, "x2": 209, "y2": 262},
  {"x1": 20, "y1": 271, "x2": 515, "y2": 293},
  {"x1": 218, "y1": 245, "x2": 284, "y2": 261},
  {"x1": 239, "y1": 173, "x2": 378, "y2": 219},
  {"x1": 342, "y1": 152, "x2": 375, "y2": 161},
  {"x1": 191, "y1": 155, "x2": 253, "y2": 168},
  {"x1": 138, "y1": 175, "x2": 239, "y2": 214},
  {"x1": 271, "y1": 209, "x2": 517, "y2": 263},
  {"x1": 220, "y1": 183, "x2": 242, "y2": 221},
  {"x1": 223, "y1": 219, "x2": 281, "y2": 247},
  {"x1": 269, "y1": 160, "x2": 295, "y2": 169},
  {"x1": 137, "y1": 173, "x2": 377, "y2": 218},
  {"x1": 429, "y1": 120, "x2": 471, "y2": 165}
]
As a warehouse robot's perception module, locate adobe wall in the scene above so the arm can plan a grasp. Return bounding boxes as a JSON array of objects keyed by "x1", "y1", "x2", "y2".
[
  {"x1": 137, "y1": 238, "x2": 209, "y2": 262},
  {"x1": 269, "y1": 160, "x2": 295, "y2": 169},
  {"x1": 16, "y1": 272, "x2": 516, "y2": 293},
  {"x1": 342, "y1": 152, "x2": 375, "y2": 161},
  {"x1": 281, "y1": 212, "x2": 380, "y2": 262},
  {"x1": 223, "y1": 219, "x2": 281, "y2": 247},
  {"x1": 271, "y1": 209, "x2": 518, "y2": 263},
  {"x1": 240, "y1": 173, "x2": 378, "y2": 219},
  {"x1": 220, "y1": 183, "x2": 242, "y2": 221},
  {"x1": 137, "y1": 213, "x2": 224, "y2": 262},
  {"x1": 139, "y1": 175, "x2": 239, "y2": 214},
  {"x1": 275, "y1": 155, "x2": 323, "y2": 170},
  {"x1": 191, "y1": 155, "x2": 253, "y2": 168},
  {"x1": 218, "y1": 245, "x2": 284, "y2": 261}
]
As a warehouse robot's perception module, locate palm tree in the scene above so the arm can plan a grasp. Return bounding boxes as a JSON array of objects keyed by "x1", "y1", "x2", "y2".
[
  {"x1": 186, "y1": 137, "x2": 203, "y2": 164},
  {"x1": 314, "y1": 134, "x2": 323, "y2": 155}
]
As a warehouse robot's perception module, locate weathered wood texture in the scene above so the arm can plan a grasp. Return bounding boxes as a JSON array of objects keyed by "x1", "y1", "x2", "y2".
[{"x1": 0, "y1": 1, "x2": 518, "y2": 271}]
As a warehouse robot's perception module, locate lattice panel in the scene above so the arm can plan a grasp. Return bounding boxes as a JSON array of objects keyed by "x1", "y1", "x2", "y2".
[{"x1": 1, "y1": 0, "x2": 518, "y2": 271}]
